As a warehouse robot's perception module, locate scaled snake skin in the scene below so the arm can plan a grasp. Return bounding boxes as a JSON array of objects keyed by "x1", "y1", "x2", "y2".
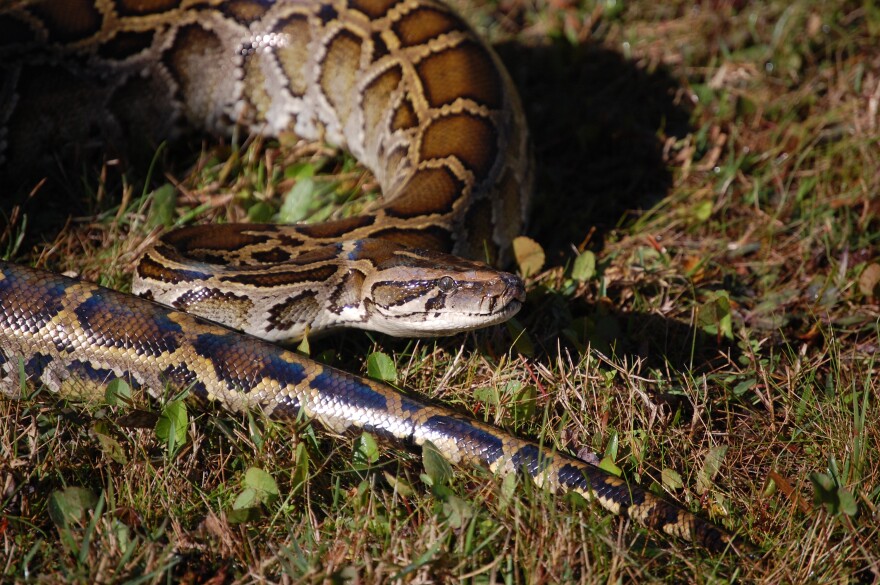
[{"x1": 0, "y1": 0, "x2": 747, "y2": 552}]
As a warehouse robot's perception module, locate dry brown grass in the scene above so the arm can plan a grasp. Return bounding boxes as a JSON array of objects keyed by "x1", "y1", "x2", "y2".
[{"x1": 2, "y1": 0, "x2": 879, "y2": 582}]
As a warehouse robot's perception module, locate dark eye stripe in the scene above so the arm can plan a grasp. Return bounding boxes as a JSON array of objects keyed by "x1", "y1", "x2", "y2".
[
  {"x1": 371, "y1": 281, "x2": 434, "y2": 306},
  {"x1": 425, "y1": 294, "x2": 446, "y2": 311}
]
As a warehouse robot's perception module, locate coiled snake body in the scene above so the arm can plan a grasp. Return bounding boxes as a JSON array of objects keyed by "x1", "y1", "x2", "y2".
[{"x1": 0, "y1": 0, "x2": 744, "y2": 552}]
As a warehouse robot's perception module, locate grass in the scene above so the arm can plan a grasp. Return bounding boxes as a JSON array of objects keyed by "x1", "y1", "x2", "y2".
[{"x1": 2, "y1": 0, "x2": 879, "y2": 582}]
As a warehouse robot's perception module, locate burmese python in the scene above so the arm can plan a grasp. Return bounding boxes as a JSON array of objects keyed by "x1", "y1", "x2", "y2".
[{"x1": 0, "y1": 0, "x2": 747, "y2": 552}]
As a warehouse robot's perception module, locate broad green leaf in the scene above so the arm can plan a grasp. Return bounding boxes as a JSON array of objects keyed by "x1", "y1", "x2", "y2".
[
  {"x1": 598, "y1": 456, "x2": 621, "y2": 476},
  {"x1": 422, "y1": 441, "x2": 452, "y2": 488},
  {"x1": 104, "y1": 378, "x2": 131, "y2": 407},
  {"x1": 230, "y1": 467, "x2": 280, "y2": 522},
  {"x1": 603, "y1": 431, "x2": 619, "y2": 460},
  {"x1": 278, "y1": 178, "x2": 318, "y2": 223},
  {"x1": 112, "y1": 519, "x2": 132, "y2": 556},
  {"x1": 296, "y1": 330, "x2": 311, "y2": 355},
  {"x1": 367, "y1": 352, "x2": 397, "y2": 383},
  {"x1": 353, "y1": 433, "x2": 380, "y2": 469},
  {"x1": 732, "y1": 378, "x2": 756, "y2": 397},
  {"x1": 227, "y1": 506, "x2": 261, "y2": 524},
  {"x1": 697, "y1": 445, "x2": 728, "y2": 494},
  {"x1": 697, "y1": 291, "x2": 733, "y2": 340},
  {"x1": 383, "y1": 471, "x2": 415, "y2": 498},
  {"x1": 247, "y1": 201, "x2": 274, "y2": 222},
  {"x1": 246, "y1": 411, "x2": 264, "y2": 451},
  {"x1": 441, "y1": 494, "x2": 472, "y2": 529},
  {"x1": 692, "y1": 200, "x2": 713, "y2": 222},
  {"x1": 837, "y1": 488, "x2": 858, "y2": 516},
  {"x1": 155, "y1": 400, "x2": 188, "y2": 453},
  {"x1": 284, "y1": 161, "x2": 317, "y2": 179},
  {"x1": 93, "y1": 422, "x2": 127, "y2": 465},
  {"x1": 233, "y1": 487, "x2": 258, "y2": 511},
  {"x1": 148, "y1": 184, "x2": 176, "y2": 227},
  {"x1": 511, "y1": 383, "x2": 536, "y2": 426},
  {"x1": 291, "y1": 443, "x2": 310, "y2": 495},
  {"x1": 762, "y1": 475, "x2": 778, "y2": 498},
  {"x1": 810, "y1": 472, "x2": 859, "y2": 516},
  {"x1": 662, "y1": 468, "x2": 684, "y2": 491},
  {"x1": 48, "y1": 487, "x2": 98, "y2": 529},
  {"x1": 571, "y1": 250, "x2": 596, "y2": 282},
  {"x1": 473, "y1": 387, "x2": 499, "y2": 406},
  {"x1": 244, "y1": 467, "x2": 279, "y2": 502},
  {"x1": 498, "y1": 472, "x2": 517, "y2": 512}
]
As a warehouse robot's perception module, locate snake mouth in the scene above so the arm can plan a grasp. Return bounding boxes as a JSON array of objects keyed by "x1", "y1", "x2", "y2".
[
  {"x1": 480, "y1": 297, "x2": 523, "y2": 325},
  {"x1": 366, "y1": 292, "x2": 524, "y2": 337}
]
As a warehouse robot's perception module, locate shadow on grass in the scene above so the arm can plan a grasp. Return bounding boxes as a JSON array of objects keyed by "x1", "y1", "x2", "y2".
[
  {"x1": 497, "y1": 38, "x2": 692, "y2": 261},
  {"x1": 495, "y1": 39, "x2": 742, "y2": 373}
]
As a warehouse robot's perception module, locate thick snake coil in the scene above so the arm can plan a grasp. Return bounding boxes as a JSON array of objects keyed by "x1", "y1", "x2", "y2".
[{"x1": 0, "y1": 0, "x2": 746, "y2": 552}]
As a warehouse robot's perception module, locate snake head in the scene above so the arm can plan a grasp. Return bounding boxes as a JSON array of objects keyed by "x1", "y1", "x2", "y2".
[{"x1": 354, "y1": 241, "x2": 526, "y2": 337}]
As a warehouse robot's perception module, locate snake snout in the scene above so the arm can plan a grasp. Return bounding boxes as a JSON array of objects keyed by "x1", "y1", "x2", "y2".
[
  {"x1": 500, "y1": 272, "x2": 526, "y2": 303},
  {"x1": 487, "y1": 272, "x2": 525, "y2": 307}
]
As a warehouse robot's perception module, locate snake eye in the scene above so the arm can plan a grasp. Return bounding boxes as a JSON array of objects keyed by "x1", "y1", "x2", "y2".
[{"x1": 437, "y1": 276, "x2": 456, "y2": 293}]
